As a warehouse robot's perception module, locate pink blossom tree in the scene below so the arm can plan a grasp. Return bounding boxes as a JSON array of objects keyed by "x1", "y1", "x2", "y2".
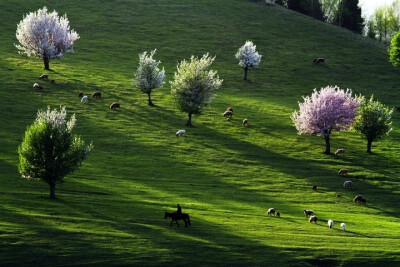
[
  {"x1": 291, "y1": 86, "x2": 361, "y2": 154},
  {"x1": 15, "y1": 7, "x2": 79, "y2": 70}
]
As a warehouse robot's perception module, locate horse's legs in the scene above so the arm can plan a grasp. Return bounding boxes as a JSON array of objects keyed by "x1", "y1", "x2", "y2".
[
  {"x1": 184, "y1": 219, "x2": 188, "y2": 228},
  {"x1": 176, "y1": 220, "x2": 179, "y2": 227}
]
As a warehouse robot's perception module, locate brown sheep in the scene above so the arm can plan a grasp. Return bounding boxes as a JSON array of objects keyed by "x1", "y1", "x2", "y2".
[
  {"x1": 313, "y1": 58, "x2": 325, "y2": 64},
  {"x1": 92, "y1": 92, "x2": 101, "y2": 98},
  {"x1": 312, "y1": 185, "x2": 317, "y2": 191},
  {"x1": 223, "y1": 110, "x2": 233, "y2": 121},
  {"x1": 309, "y1": 215, "x2": 318, "y2": 223},
  {"x1": 338, "y1": 169, "x2": 348, "y2": 175},
  {"x1": 39, "y1": 74, "x2": 48, "y2": 80},
  {"x1": 267, "y1": 208, "x2": 276, "y2": 216},
  {"x1": 110, "y1": 102, "x2": 120, "y2": 109},
  {"x1": 354, "y1": 195, "x2": 366, "y2": 204}
]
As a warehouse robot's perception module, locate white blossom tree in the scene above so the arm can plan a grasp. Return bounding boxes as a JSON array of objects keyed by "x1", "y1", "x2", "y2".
[
  {"x1": 133, "y1": 49, "x2": 165, "y2": 106},
  {"x1": 15, "y1": 7, "x2": 80, "y2": 70},
  {"x1": 291, "y1": 86, "x2": 361, "y2": 154},
  {"x1": 170, "y1": 54, "x2": 223, "y2": 126},
  {"x1": 235, "y1": 41, "x2": 262, "y2": 80}
]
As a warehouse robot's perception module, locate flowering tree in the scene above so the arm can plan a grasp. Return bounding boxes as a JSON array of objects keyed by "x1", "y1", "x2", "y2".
[
  {"x1": 170, "y1": 54, "x2": 223, "y2": 126},
  {"x1": 235, "y1": 41, "x2": 262, "y2": 80},
  {"x1": 15, "y1": 7, "x2": 79, "y2": 70},
  {"x1": 133, "y1": 49, "x2": 165, "y2": 106},
  {"x1": 291, "y1": 86, "x2": 360, "y2": 154},
  {"x1": 18, "y1": 107, "x2": 92, "y2": 199},
  {"x1": 354, "y1": 96, "x2": 393, "y2": 153}
]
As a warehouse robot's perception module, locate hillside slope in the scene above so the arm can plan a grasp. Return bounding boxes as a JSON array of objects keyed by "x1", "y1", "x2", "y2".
[{"x1": 1, "y1": 0, "x2": 400, "y2": 266}]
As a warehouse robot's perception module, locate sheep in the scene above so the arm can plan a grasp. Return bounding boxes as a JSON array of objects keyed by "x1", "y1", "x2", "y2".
[
  {"x1": 338, "y1": 169, "x2": 348, "y2": 175},
  {"x1": 343, "y1": 181, "x2": 352, "y2": 188},
  {"x1": 92, "y1": 92, "x2": 101, "y2": 98},
  {"x1": 304, "y1": 210, "x2": 314, "y2": 217},
  {"x1": 328, "y1": 219, "x2": 334, "y2": 229},
  {"x1": 313, "y1": 58, "x2": 325, "y2": 64},
  {"x1": 39, "y1": 74, "x2": 48, "y2": 80},
  {"x1": 335, "y1": 149, "x2": 345, "y2": 156},
  {"x1": 78, "y1": 92, "x2": 84, "y2": 97},
  {"x1": 309, "y1": 215, "x2": 318, "y2": 223},
  {"x1": 223, "y1": 110, "x2": 233, "y2": 121},
  {"x1": 110, "y1": 102, "x2": 120, "y2": 109},
  {"x1": 227, "y1": 107, "x2": 233, "y2": 112},
  {"x1": 267, "y1": 208, "x2": 275, "y2": 216},
  {"x1": 243, "y1": 118, "x2": 249, "y2": 126},
  {"x1": 176, "y1": 129, "x2": 186, "y2": 137},
  {"x1": 354, "y1": 195, "x2": 366, "y2": 204},
  {"x1": 340, "y1": 223, "x2": 346, "y2": 231},
  {"x1": 81, "y1": 96, "x2": 89, "y2": 103},
  {"x1": 312, "y1": 185, "x2": 317, "y2": 191},
  {"x1": 276, "y1": 212, "x2": 280, "y2": 218},
  {"x1": 33, "y1": 83, "x2": 43, "y2": 89}
]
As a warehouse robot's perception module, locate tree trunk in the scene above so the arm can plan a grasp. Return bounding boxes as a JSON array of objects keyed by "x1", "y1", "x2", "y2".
[
  {"x1": 243, "y1": 67, "x2": 248, "y2": 80},
  {"x1": 49, "y1": 182, "x2": 56, "y2": 199},
  {"x1": 324, "y1": 134, "x2": 330, "y2": 154},
  {"x1": 147, "y1": 93, "x2": 154, "y2": 106},
  {"x1": 186, "y1": 113, "x2": 192, "y2": 126},
  {"x1": 43, "y1": 54, "x2": 50, "y2": 70},
  {"x1": 367, "y1": 139, "x2": 372, "y2": 153}
]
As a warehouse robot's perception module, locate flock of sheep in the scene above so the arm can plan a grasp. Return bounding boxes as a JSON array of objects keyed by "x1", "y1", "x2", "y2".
[{"x1": 266, "y1": 148, "x2": 370, "y2": 231}]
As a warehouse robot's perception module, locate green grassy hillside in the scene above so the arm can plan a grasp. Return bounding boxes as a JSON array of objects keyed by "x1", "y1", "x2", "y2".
[{"x1": 1, "y1": 0, "x2": 400, "y2": 266}]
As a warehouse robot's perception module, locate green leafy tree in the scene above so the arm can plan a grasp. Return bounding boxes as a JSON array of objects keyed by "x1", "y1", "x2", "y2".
[
  {"x1": 170, "y1": 54, "x2": 223, "y2": 126},
  {"x1": 354, "y1": 96, "x2": 393, "y2": 153},
  {"x1": 389, "y1": 31, "x2": 400, "y2": 67},
  {"x1": 334, "y1": 0, "x2": 363, "y2": 33},
  {"x1": 18, "y1": 107, "x2": 93, "y2": 199}
]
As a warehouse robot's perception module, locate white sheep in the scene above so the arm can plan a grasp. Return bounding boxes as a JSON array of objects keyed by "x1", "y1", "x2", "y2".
[
  {"x1": 343, "y1": 181, "x2": 352, "y2": 188},
  {"x1": 243, "y1": 118, "x2": 248, "y2": 126},
  {"x1": 81, "y1": 96, "x2": 89, "y2": 103},
  {"x1": 340, "y1": 223, "x2": 346, "y2": 231},
  {"x1": 176, "y1": 129, "x2": 186, "y2": 137},
  {"x1": 267, "y1": 208, "x2": 275, "y2": 216},
  {"x1": 33, "y1": 83, "x2": 39, "y2": 88},
  {"x1": 335, "y1": 149, "x2": 345, "y2": 156},
  {"x1": 328, "y1": 219, "x2": 334, "y2": 229},
  {"x1": 309, "y1": 215, "x2": 317, "y2": 223}
]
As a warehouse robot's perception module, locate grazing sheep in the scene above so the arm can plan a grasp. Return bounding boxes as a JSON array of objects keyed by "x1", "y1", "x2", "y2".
[
  {"x1": 313, "y1": 58, "x2": 325, "y2": 64},
  {"x1": 39, "y1": 74, "x2": 48, "y2": 80},
  {"x1": 223, "y1": 110, "x2": 233, "y2": 120},
  {"x1": 354, "y1": 195, "x2": 366, "y2": 204},
  {"x1": 340, "y1": 223, "x2": 346, "y2": 231},
  {"x1": 78, "y1": 92, "x2": 84, "y2": 97},
  {"x1": 110, "y1": 102, "x2": 120, "y2": 109},
  {"x1": 339, "y1": 169, "x2": 348, "y2": 175},
  {"x1": 328, "y1": 219, "x2": 334, "y2": 229},
  {"x1": 92, "y1": 91, "x2": 101, "y2": 98},
  {"x1": 304, "y1": 210, "x2": 314, "y2": 217},
  {"x1": 276, "y1": 212, "x2": 280, "y2": 218},
  {"x1": 81, "y1": 96, "x2": 88, "y2": 103},
  {"x1": 243, "y1": 118, "x2": 248, "y2": 126},
  {"x1": 309, "y1": 215, "x2": 318, "y2": 223},
  {"x1": 33, "y1": 83, "x2": 43, "y2": 89},
  {"x1": 335, "y1": 149, "x2": 345, "y2": 156},
  {"x1": 267, "y1": 208, "x2": 276, "y2": 216},
  {"x1": 312, "y1": 185, "x2": 317, "y2": 191},
  {"x1": 50, "y1": 79, "x2": 55, "y2": 84},
  {"x1": 343, "y1": 181, "x2": 352, "y2": 188},
  {"x1": 176, "y1": 129, "x2": 186, "y2": 137}
]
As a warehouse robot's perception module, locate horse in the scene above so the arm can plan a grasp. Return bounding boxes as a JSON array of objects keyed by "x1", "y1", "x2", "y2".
[{"x1": 164, "y1": 212, "x2": 191, "y2": 227}]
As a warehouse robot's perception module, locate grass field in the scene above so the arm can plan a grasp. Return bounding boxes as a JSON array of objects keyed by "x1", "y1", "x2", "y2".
[{"x1": 1, "y1": 0, "x2": 400, "y2": 266}]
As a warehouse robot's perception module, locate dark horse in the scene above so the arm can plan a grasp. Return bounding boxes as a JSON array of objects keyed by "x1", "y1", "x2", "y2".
[{"x1": 164, "y1": 212, "x2": 191, "y2": 227}]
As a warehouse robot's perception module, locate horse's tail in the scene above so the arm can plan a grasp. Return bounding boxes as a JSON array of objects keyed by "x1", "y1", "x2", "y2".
[{"x1": 186, "y1": 214, "x2": 191, "y2": 226}]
